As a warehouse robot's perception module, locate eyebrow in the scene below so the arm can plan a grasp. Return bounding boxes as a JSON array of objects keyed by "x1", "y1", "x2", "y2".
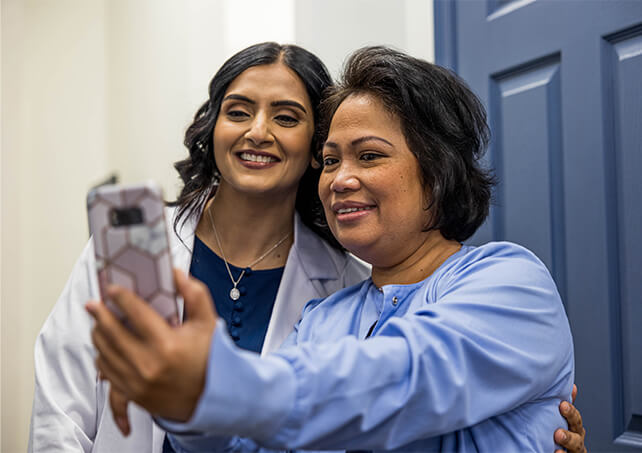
[
  {"x1": 222, "y1": 94, "x2": 307, "y2": 114},
  {"x1": 324, "y1": 135, "x2": 394, "y2": 149}
]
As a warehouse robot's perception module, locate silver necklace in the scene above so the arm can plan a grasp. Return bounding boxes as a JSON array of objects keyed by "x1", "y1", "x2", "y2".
[{"x1": 207, "y1": 205, "x2": 291, "y2": 301}]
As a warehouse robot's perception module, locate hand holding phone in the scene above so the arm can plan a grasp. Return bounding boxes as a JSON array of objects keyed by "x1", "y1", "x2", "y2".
[{"x1": 87, "y1": 181, "x2": 179, "y2": 326}]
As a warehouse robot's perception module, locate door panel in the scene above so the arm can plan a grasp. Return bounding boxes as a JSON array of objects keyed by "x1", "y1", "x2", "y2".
[
  {"x1": 435, "y1": 1, "x2": 642, "y2": 450},
  {"x1": 490, "y1": 55, "x2": 566, "y2": 297},
  {"x1": 605, "y1": 26, "x2": 642, "y2": 447}
]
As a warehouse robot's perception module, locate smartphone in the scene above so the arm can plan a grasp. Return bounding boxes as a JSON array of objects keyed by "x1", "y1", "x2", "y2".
[{"x1": 87, "y1": 181, "x2": 179, "y2": 327}]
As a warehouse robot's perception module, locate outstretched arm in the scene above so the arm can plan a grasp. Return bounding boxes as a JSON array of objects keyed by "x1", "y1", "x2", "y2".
[{"x1": 89, "y1": 248, "x2": 574, "y2": 451}]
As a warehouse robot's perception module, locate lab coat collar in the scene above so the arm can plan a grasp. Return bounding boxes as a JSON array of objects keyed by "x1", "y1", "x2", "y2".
[
  {"x1": 290, "y1": 212, "x2": 341, "y2": 281},
  {"x1": 168, "y1": 203, "x2": 342, "y2": 282}
]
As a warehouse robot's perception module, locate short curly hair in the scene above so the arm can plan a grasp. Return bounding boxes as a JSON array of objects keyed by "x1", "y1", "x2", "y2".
[{"x1": 319, "y1": 46, "x2": 495, "y2": 242}]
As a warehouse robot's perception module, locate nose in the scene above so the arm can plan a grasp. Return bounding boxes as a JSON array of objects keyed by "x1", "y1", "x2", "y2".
[
  {"x1": 329, "y1": 161, "x2": 360, "y2": 193},
  {"x1": 245, "y1": 113, "x2": 273, "y2": 147}
]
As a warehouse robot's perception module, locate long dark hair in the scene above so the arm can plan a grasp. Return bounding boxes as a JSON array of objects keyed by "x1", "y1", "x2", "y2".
[
  {"x1": 320, "y1": 46, "x2": 495, "y2": 242},
  {"x1": 171, "y1": 42, "x2": 341, "y2": 249}
]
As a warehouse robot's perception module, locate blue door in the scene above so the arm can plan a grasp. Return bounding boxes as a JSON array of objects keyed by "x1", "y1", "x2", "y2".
[{"x1": 435, "y1": 1, "x2": 642, "y2": 450}]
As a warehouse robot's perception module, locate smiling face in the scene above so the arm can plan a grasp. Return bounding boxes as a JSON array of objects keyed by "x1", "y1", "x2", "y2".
[
  {"x1": 319, "y1": 94, "x2": 431, "y2": 266},
  {"x1": 213, "y1": 62, "x2": 315, "y2": 199}
]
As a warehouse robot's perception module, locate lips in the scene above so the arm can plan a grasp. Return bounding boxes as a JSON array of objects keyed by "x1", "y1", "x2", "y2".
[
  {"x1": 235, "y1": 150, "x2": 280, "y2": 167},
  {"x1": 331, "y1": 201, "x2": 376, "y2": 222}
]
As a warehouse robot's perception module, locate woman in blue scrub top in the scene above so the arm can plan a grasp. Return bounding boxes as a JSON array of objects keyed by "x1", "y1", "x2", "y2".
[{"x1": 88, "y1": 46, "x2": 586, "y2": 452}]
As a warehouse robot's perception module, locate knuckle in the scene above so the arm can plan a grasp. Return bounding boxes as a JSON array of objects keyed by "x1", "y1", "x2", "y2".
[
  {"x1": 570, "y1": 436, "x2": 582, "y2": 451},
  {"x1": 139, "y1": 360, "x2": 160, "y2": 384},
  {"x1": 157, "y1": 335, "x2": 178, "y2": 361},
  {"x1": 138, "y1": 347, "x2": 171, "y2": 385},
  {"x1": 192, "y1": 280, "x2": 209, "y2": 298}
]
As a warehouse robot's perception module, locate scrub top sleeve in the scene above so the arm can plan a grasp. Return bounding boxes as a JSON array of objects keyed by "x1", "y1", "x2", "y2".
[{"x1": 159, "y1": 319, "x2": 297, "y2": 439}]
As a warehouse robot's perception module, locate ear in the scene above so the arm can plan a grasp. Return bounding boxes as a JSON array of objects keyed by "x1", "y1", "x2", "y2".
[{"x1": 310, "y1": 155, "x2": 322, "y2": 169}]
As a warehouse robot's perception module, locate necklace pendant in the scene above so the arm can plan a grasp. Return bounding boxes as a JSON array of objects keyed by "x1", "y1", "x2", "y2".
[{"x1": 230, "y1": 287, "x2": 241, "y2": 301}]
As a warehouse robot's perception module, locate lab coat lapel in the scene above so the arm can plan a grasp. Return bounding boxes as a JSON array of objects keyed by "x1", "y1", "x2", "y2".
[{"x1": 261, "y1": 214, "x2": 340, "y2": 355}]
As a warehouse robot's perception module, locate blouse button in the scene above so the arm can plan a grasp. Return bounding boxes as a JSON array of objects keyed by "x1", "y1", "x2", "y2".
[
  {"x1": 239, "y1": 286, "x2": 247, "y2": 296},
  {"x1": 233, "y1": 301, "x2": 244, "y2": 312},
  {"x1": 392, "y1": 296, "x2": 398, "y2": 306},
  {"x1": 232, "y1": 314, "x2": 242, "y2": 326}
]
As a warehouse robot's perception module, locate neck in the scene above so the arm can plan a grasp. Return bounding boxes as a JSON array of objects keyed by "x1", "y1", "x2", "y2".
[
  {"x1": 195, "y1": 182, "x2": 296, "y2": 269},
  {"x1": 371, "y1": 230, "x2": 461, "y2": 288}
]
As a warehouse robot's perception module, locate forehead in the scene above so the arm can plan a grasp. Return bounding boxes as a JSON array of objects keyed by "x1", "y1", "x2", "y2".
[
  {"x1": 327, "y1": 94, "x2": 403, "y2": 141},
  {"x1": 224, "y1": 63, "x2": 311, "y2": 106}
]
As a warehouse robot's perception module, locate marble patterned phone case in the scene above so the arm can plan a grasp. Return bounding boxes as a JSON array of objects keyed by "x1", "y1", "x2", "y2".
[{"x1": 87, "y1": 182, "x2": 179, "y2": 327}]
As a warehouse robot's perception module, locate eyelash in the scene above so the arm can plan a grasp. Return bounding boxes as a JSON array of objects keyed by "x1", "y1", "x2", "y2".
[
  {"x1": 322, "y1": 152, "x2": 383, "y2": 168},
  {"x1": 360, "y1": 152, "x2": 381, "y2": 161},
  {"x1": 275, "y1": 114, "x2": 299, "y2": 126},
  {"x1": 226, "y1": 110, "x2": 299, "y2": 127},
  {"x1": 227, "y1": 110, "x2": 249, "y2": 120},
  {"x1": 322, "y1": 156, "x2": 339, "y2": 167}
]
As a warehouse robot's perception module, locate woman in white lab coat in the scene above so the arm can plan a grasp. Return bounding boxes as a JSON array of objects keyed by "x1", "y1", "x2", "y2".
[{"x1": 29, "y1": 42, "x2": 369, "y2": 453}]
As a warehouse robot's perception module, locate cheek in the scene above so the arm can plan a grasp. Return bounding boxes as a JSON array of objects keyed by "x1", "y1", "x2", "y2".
[
  {"x1": 212, "y1": 124, "x2": 232, "y2": 156},
  {"x1": 283, "y1": 126, "x2": 313, "y2": 153},
  {"x1": 384, "y1": 169, "x2": 425, "y2": 219}
]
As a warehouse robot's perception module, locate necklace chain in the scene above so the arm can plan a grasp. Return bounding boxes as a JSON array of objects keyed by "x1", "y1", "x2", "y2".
[{"x1": 206, "y1": 198, "x2": 291, "y2": 300}]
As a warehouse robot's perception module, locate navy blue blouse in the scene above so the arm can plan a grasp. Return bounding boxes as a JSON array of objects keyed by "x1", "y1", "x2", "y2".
[
  {"x1": 189, "y1": 235, "x2": 284, "y2": 353},
  {"x1": 163, "y1": 236, "x2": 285, "y2": 453}
]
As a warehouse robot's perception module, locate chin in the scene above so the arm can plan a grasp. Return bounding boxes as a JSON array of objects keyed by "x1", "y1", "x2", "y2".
[
  {"x1": 234, "y1": 178, "x2": 295, "y2": 197},
  {"x1": 335, "y1": 235, "x2": 377, "y2": 263}
]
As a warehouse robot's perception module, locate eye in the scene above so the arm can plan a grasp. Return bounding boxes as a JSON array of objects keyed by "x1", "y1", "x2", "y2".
[
  {"x1": 275, "y1": 114, "x2": 299, "y2": 127},
  {"x1": 322, "y1": 156, "x2": 339, "y2": 167},
  {"x1": 360, "y1": 152, "x2": 381, "y2": 161},
  {"x1": 227, "y1": 110, "x2": 249, "y2": 120}
]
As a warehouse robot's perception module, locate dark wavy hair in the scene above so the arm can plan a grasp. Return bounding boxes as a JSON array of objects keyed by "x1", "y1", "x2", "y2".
[
  {"x1": 320, "y1": 46, "x2": 495, "y2": 242},
  {"x1": 171, "y1": 42, "x2": 341, "y2": 249}
]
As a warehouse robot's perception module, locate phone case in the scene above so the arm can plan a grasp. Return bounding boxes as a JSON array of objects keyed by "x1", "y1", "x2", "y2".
[{"x1": 87, "y1": 181, "x2": 179, "y2": 327}]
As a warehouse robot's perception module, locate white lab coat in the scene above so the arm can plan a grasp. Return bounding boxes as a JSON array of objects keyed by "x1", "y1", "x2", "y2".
[{"x1": 29, "y1": 208, "x2": 370, "y2": 453}]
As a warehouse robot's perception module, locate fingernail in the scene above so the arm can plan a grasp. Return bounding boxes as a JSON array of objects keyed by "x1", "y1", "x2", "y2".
[
  {"x1": 561, "y1": 402, "x2": 569, "y2": 413},
  {"x1": 560, "y1": 432, "x2": 567, "y2": 441}
]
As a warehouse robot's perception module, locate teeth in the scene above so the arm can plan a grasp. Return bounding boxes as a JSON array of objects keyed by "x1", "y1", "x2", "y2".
[
  {"x1": 240, "y1": 152, "x2": 277, "y2": 163},
  {"x1": 337, "y1": 207, "x2": 371, "y2": 214}
]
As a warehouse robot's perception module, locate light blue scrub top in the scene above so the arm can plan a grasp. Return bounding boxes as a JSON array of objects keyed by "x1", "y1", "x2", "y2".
[{"x1": 163, "y1": 242, "x2": 574, "y2": 452}]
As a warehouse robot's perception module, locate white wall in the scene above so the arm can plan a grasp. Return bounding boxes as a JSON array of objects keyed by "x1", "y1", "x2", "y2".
[
  {"x1": 295, "y1": 0, "x2": 434, "y2": 78},
  {"x1": 2, "y1": 2, "x2": 109, "y2": 452},
  {"x1": 0, "y1": 1, "x2": 433, "y2": 451}
]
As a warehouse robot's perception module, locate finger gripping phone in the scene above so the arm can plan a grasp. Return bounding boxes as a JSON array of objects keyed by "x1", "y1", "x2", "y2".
[{"x1": 87, "y1": 181, "x2": 179, "y2": 327}]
